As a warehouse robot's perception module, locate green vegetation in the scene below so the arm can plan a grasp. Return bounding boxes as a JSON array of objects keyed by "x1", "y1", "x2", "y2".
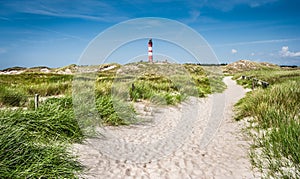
[
  {"x1": 114, "y1": 63, "x2": 225, "y2": 102},
  {"x1": 125, "y1": 73, "x2": 189, "y2": 104},
  {"x1": 0, "y1": 97, "x2": 83, "y2": 178},
  {"x1": 0, "y1": 73, "x2": 73, "y2": 97},
  {"x1": 223, "y1": 59, "x2": 280, "y2": 74},
  {"x1": 201, "y1": 65, "x2": 227, "y2": 94},
  {"x1": 0, "y1": 63, "x2": 226, "y2": 124},
  {"x1": 0, "y1": 63, "x2": 226, "y2": 108},
  {"x1": 234, "y1": 69, "x2": 300, "y2": 178},
  {"x1": 0, "y1": 86, "x2": 26, "y2": 106},
  {"x1": 233, "y1": 69, "x2": 300, "y2": 89},
  {"x1": 96, "y1": 95, "x2": 137, "y2": 126},
  {"x1": 75, "y1": 63, "x2": 224, "y2": 130},
  {"x1": 0, "y1": 62, "x2": 226, "y2": 178}
]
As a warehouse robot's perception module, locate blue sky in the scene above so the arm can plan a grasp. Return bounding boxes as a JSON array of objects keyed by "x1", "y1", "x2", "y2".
[{"x1": 0, "y1": 0, "x2": 300, "y2": 69}]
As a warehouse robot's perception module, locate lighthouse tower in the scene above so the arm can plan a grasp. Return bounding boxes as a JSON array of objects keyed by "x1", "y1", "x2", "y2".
[{"x1": 148, "y1": 39, "x2": 153, "y2": 63}]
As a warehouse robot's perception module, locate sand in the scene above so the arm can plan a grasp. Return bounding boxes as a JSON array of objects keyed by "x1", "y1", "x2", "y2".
[{"x1": 72, "y1": 76, "x2": 261, "y2": 178}]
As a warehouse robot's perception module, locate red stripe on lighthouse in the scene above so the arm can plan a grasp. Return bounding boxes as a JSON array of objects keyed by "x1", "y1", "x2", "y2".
[{"x1": 148, "y1": 39, "x2": 153, "y2": 62}]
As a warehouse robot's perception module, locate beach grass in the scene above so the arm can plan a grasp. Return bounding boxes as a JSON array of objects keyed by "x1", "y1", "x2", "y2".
[
  {"x1": 234, "y1": 69, "x2": 300, "y2": 178},
  {"x1": 0, "y1": 73, "x2": 73, "y2": 107},
  {"x1": 232, "y1": 69, "x2": 300, "y2": 88},
  {"x1": 0, "y1": 96, "x2": 83, "y2": 178},
  {"x1": 0, "y1": 62, "x2": 226, "y2": 178}
]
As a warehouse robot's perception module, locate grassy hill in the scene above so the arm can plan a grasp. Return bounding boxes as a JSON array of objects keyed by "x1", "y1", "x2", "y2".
[{"x1": 223, "y1": 59, "x2": 280, "y2": 74}]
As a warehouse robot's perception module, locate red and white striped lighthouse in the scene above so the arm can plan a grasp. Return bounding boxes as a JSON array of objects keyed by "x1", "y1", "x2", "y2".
[{"x1": 148, "y1": 39, "x2": 153, "y2": 63}]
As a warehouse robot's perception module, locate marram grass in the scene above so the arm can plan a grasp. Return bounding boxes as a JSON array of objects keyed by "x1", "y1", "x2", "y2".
[
  {"x1": 0, "y1": 63, "x2": 227, "y2": 178},
  {"x1": 0, "y1": 97, "x2": 83, "y2": 178},
  {"x1": 235, "y1": 77, "x2": 300, "y2": 178}
]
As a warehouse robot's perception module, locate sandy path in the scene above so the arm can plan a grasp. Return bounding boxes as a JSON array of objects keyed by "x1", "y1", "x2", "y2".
[{"x1": 72, "y1": 76, "x2": 260, "y2": 178}]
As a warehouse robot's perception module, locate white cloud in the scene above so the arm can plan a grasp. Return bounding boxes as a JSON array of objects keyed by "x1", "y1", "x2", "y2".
[
  {"x1": 2, "y1": 0, "x2": 128, "y2": 22},
  {"x1": 188, "y1": 0, "x2": 278, "y2": 12},
  {"x1": 251, "y1": 52, "x2": 255, "y2": 56},
  {"x1": 231, "y1": 49, "x2": 237, "y2": 54},
  {"x1": 280, "y1": 46, "x2": 300, "y2": 57}
]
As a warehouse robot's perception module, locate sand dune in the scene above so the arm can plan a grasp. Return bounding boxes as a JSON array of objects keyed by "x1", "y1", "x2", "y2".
[{"x1": 72, "y1": 76, "x2": 261, "y2": 178}]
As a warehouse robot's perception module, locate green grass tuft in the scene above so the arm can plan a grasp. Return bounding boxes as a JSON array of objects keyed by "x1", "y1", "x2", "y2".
[
  {"x1": 0, "y1": 86, "x2": 26, "y2": 106},
  {"x1": 0, "y1": 97, "x2": 84, "y2": 178},
  {"x1": 234, "y1": 69, "x2": 300, "y2": 178}
]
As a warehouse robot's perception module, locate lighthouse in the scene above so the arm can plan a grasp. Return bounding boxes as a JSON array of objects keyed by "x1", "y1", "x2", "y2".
[{"x1": 148, "y1": 39, "x2": 153, "y2": 63}]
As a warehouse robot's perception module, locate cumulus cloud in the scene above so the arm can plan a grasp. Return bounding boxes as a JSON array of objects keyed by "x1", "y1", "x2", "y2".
[
  {"x1": 231, "y1": 49, "x2": 237, "y2": 54},
  {"x1": 280, "y1": 46, "x2": 300, "y2": 57}
]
